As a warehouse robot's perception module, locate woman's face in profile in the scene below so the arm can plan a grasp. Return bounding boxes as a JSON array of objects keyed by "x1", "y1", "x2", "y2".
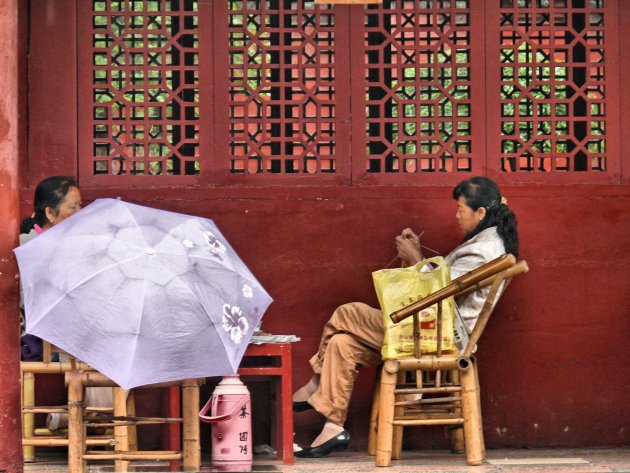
[
  {"x1": 54, "y1": 186, "x2": 83, "y2": 224},
  {"x1": 455, "y1": 195, "x2": 481, "y2": 235}
]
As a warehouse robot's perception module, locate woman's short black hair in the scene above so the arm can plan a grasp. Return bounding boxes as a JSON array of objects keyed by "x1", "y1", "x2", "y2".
[
  {"x1": 20, "y1": 176, "x2": 78, "y2": 234},
  {"x1": 453, "y1": 176, "x2": 519, "y2": 257}
]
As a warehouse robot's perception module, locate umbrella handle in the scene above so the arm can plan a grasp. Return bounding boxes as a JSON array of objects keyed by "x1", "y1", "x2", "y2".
[{"x1": 199, "y1": 394, "x2": 249, "y2": 423}]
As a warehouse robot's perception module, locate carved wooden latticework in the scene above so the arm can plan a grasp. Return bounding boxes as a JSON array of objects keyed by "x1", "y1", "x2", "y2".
[
  {"x1": 363, "y1": 0, "x2": 475, "y2": 175},
  {"x1": 227, "y1": 1, "x2": 337, "y2": 175},
  {"x1": 498, "y1": 0, "x2": 609, "y2": 175},
  {"x1": 77, "y1": 1, "x2": 619, "y2": 185},
  {"x1": 81, "y1": 0, "x2": 200, "y2": 180}
]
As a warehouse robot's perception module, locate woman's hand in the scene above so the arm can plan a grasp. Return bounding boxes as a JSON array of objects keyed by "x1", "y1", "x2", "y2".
[
  {"x1": 395, "y1": 234, "x2": 424, "y2": 267},
  {"x1": 400, "y1": 228, "x2": 420, "y2": 250}
]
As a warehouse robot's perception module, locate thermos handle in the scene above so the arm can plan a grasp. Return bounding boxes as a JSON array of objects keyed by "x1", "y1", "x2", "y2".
[{"x1": 199, "y1": 394, "x2": 249, "y2": 423}]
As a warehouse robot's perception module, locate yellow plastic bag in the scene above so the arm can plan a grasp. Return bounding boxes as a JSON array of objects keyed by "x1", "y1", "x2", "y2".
[{"x1": 373, "y1": 256, "x2": 455, "y2": 359}]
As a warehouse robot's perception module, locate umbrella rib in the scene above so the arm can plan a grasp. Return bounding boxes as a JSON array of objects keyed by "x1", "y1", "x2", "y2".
[
  {"x1": 186, "y1": 253, "x2": 260, "y2": 285},
  {"x1": 121, "y1": 271, "x2": 148, "y2": 388}
]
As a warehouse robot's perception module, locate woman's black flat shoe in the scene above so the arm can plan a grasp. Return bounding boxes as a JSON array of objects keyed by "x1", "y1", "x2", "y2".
[
  {"x1": 295, "y1": 430, "x2": 351, "y2": 458},
  {"x1": 293, "y1": 400, "x2": 313, "y2": 412}
]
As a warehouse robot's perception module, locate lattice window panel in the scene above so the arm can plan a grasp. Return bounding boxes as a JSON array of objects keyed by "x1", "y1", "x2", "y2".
[
  {"x1": 88, "y1": 0, "x2": 199, "y2": 177},
  {"x1": 364, "y1": 0, "x2": 473, "y2": 174},
  {"x1": 499, "y1": 0, "x2": 607, "y2": 173},
  {"x1": 228, "y1": 1, "x2": 337, "y2": 174}
]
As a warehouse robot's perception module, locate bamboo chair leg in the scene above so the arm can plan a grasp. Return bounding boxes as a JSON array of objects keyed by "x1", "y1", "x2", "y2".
[
  {"x1": 472, "y1": 362, "x2": 486, "y2": 455},
  {"x1": 113, "y1": 387, "x2": 130, "y2": 472},
  {"x1": 375, "y1": 364, "x2": 397, "y2": 467},
  {"x1": 391, "y1": 371, "x2": 406, "y2": 460},
  {"x1": 459, "y1": 367, "x2": 484, "y2": 466},
  {"x1": 449, "y1": 369, "x2": 465, "y2": 453},
  {"x1": 182, "y1": 379, "x2": 201, "y2": 471},
  {"x1": 126, "y1": 390, "x2": 137, "y2": 451},
  {"x1": 67, "y1": 371, "x2": 86, "y2": 473},
  {"x1": 42, "y1": 341, "x2": 52, "y2": 363},
  {"x1": 450, "y1": 426, "x2": 465, "y2": 454},
  {"x1": 22, "y1": 371, "x2": 35, "y2": 462},
  {"x1": 367, "y1": 377, "x2": 380, "y2": 456},
  {"x1": 392, "y1": 403, "x2": 404, "y2": 460}
]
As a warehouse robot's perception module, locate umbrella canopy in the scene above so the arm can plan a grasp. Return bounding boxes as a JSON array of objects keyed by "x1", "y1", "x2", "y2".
[{"x1": 15, "y1": 198, "x2": 273, "y2": 390}]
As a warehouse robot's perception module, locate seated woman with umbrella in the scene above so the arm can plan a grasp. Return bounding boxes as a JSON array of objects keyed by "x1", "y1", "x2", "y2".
[
  {"x1": 19, "y1": 176, "x2": 112, "y2": 429},
  {"x1": 19, "y1": 176, "x2": 83, "y2": 360}
]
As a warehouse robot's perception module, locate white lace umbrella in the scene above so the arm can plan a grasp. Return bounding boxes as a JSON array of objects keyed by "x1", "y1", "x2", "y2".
[{"x1": 15, "y1": 199, "x2": 272, "y2": 390}]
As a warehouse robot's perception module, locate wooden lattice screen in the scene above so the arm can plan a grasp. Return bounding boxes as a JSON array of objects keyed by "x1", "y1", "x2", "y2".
[
  {"x1": 495, "y1": 0, "x2": 616, "y2": 177},
  {"x1": 227, "y1": 2, "x2": 338, "y2": 175},
  {"x1": 362, "y1": 1, "x2": 476, "y2": 175},
  {"x1": 77, "y1": 0, "x2": 620, "y2": 186},
  {"x1": 79, "y1": 0, "x2": 202, "y2": 183}
]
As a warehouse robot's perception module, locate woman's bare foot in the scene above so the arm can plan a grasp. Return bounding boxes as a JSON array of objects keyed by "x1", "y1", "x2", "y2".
[
  {"x1": 292, "y1": 374, "x2": 320, "y2": 403},
  {"x1": 311, "y1": 421, "x2": 344, "y2": 447}
]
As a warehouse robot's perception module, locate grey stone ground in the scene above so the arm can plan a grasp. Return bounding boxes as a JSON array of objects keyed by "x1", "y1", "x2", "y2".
[{"x1": 23, "y1": 448, "x2": 630, "y2": 473}]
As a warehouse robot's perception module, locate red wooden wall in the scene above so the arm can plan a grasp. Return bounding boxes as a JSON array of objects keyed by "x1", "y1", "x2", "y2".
[{"x1": 19, "y1": 0, "x2": 630, "y2": 451}]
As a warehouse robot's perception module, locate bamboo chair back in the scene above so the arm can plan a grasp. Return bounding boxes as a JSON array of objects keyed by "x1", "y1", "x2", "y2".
[
  {"x1": 390, "y1": 254, "x2": 523, "y2": 360},
  {"x1": 372, "y1": 254, "x2": 528, "y2": 467}
]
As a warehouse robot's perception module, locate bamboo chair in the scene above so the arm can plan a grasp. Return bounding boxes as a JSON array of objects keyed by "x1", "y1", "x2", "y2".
[
  {"x1": 21, "y1": 341, "x2": 201, "y2": 472},
  {"x1": 64, "y1": 369, "x2": 202, "y2": 473},
  {"x1": 20, "y1": 342, "x2": 116, "y2": 461},
  {"x1": 369, "y1": 254, "x2": 528, "y2": 467}
]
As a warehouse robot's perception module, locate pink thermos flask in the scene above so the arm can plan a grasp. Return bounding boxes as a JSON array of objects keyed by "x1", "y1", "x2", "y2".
[{"x1": 199, "y1": 376, "x2": 252, "y2": 471}]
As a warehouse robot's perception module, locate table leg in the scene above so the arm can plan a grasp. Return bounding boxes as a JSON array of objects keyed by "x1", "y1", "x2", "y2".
[
  {"x1": 280, "y1": 347, "x2": 293, "y2": 465},
  {"x1": 165, "y1": 385, "x2": 181, "y2": 471}
]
